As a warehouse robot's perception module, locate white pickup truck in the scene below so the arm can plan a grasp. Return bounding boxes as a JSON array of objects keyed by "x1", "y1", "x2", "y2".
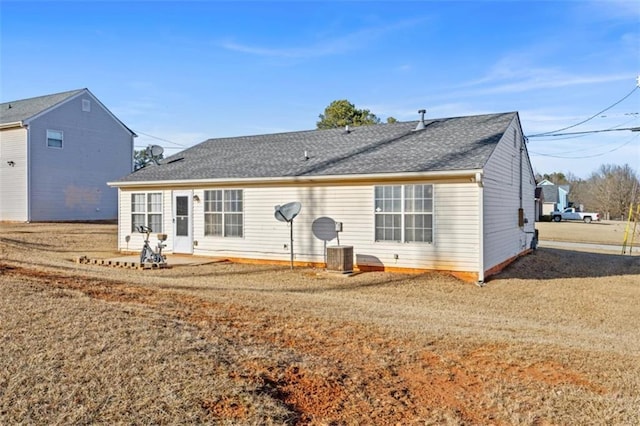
[{"x1": 551, "y1": 207, "x2": 600, "y2": 223}]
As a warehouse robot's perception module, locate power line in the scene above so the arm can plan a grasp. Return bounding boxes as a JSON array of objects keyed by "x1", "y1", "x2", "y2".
[
  {"x1": 529, "y1": 133, "x2": 639, "y2": 159},
  {"x1": 527, "y1": 84, "x2": 639, "y2": 137},
  {"x1": 528, "y1": 126, "x2": 640, "y2": 138},
  {"x1": 134, "y1": 130, "x2": 188, "y2": 147},
  {"x1": 530, "y1": 117, "x2": 640, "y2": 141}
]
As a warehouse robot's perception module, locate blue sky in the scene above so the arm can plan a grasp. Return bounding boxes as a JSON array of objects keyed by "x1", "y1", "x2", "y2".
[{"x1": 2, "y1": 0, "x2": 638, "y2": 179}]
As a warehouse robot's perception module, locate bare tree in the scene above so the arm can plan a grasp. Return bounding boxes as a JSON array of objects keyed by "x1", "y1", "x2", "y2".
[
  {"x1": 588, "y1": 164, "x2": 639, "y2": 220},
  {"x1": 565, "y1": 172, "x2": 590, "y2": 210}
]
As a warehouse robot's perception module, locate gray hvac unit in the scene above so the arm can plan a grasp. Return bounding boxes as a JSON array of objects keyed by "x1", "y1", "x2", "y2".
[{"x1": 326, "y1": 245, "x2": 353, "y2": 273}]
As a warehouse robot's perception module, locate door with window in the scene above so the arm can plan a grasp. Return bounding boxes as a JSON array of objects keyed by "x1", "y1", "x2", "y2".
[{"x1": 173, "y1": 190, "x2": 193, "y2": 254}]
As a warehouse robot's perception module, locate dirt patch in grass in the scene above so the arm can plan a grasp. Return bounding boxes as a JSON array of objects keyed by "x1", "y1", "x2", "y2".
[{"x1": 1, "y1": 222, "x2": 639, "y2": 424}]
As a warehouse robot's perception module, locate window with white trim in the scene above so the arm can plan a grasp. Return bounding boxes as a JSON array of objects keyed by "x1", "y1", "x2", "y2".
[
  {"x1": 47, "y1": 130, "x2": 63, "y2": 148},
  {"x1": 131, "y1": 193, "x2": 162, "y2": 232},
  {"x1": 204, "y1": 189, "x2": 243, "y2": 237},
  {"x1": 374, "y1": 184, "x2": 433, "y2": 243}
]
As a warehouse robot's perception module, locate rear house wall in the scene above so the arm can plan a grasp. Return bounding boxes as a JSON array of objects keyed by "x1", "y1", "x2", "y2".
[{"x1": 118, "y1": 180, "x2": 482, "y2": 274}]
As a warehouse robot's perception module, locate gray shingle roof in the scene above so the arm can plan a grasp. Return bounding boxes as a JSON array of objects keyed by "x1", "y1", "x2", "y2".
[
  {"x1": 117, "y1": 111, "x2": 518, "y2": 183},
  {"x1": 0, "y1": 89, "x2": 85, "y2": 124},
  {"x1": 538, "y1": 184, "x2": 559, "y2": 203}
]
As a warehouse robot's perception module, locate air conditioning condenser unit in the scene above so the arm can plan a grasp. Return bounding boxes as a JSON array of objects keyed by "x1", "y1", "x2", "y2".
[{"x1": 326, "y1": 245, "x2": 353, "y2": 273}]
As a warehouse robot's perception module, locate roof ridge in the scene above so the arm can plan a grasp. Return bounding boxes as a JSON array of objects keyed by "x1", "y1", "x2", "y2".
[
  {"x1": 0, "y1": 88, "x2": 85, "y2": 106},
  {"x1": 200, "y1": 111, "x2": 516, "y2": 142}
]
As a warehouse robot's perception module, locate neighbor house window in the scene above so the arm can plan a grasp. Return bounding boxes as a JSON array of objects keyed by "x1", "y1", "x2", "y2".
[
  {"x1": 374, "y1": 184, "x2": 433, "y2": 243},
  {"x1": 131, "y1": 192, "x2": 162, "y2": 232},
  {"x1": 204, "y1": 189, "x2": 243, "y2": 237},
  {"x1": 47, "y1": 130, "x2": 63, "y2": 148}
]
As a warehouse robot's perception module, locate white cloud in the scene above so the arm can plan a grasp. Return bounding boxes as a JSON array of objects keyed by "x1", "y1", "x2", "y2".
[
  {"x1": 218, "y1": 17, "x2": 425, "y2": 58},
  {"x1": 455, "y1": 53, "x2": 632, "y2": 95}
]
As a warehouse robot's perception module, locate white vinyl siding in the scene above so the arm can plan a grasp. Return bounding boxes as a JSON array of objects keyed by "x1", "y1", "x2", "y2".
[
  {"x1": 482, "y1": 117, "x2": 536, "y2": 272},
  {"x1": 119, "y1": 181, "x2": 480, "y2": 274},
  {"x1": 0, "y1": 127, "x2": 29, "y2": 221}
]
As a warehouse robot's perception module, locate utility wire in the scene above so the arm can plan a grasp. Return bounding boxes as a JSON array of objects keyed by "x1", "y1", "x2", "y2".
[
  {"x1": 529, "y1": 133, "x2": 639, "y2": 159},
  {"x1": 134, "y1": 130, "x2": 188, "y2": 147},
  {"x1": 527, "y1": 126, "x2": 640, "y2": 138},
  {"x1": 527, "y1": 85, "x2": 639, "y2": 137},
  {"x1": 528, "y1": 118, "x2": 640, "y2": 142}
]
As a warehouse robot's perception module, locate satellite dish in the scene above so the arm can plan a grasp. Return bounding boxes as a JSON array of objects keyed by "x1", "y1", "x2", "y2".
[
  {"x1": 312, "y1": 217, "x2": 337, "y2": 242},
  {"x1": 274, "y1": 202, "x2": 301, "y2": 223},
  {"x1": 274, "y1": 202, "x2": 302, "y2": 270},
  {"x1": 145, "y1": 145, "x2": 164, "y2": 165},
  {"x1": 148, "y1": 144, "x2": 164, "y2": 157}
]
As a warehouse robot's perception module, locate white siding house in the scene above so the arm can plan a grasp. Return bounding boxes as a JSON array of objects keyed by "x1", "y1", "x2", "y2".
[
  {"x1": 0, "y1": 89, "x2": 136, "y2": 222},
  {"x1": 110, "y1": 112, "x2": 536, "y2": 283},
  {"x1": 537, "y1": 180, "x2": 571, "y2": 217}
]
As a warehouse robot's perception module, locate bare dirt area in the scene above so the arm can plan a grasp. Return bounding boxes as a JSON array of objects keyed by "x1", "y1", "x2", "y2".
[{"x1": 1, "y1": 222, "x2": 639, "y2": 424}]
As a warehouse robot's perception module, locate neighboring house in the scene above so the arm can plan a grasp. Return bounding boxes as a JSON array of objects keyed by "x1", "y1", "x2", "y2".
[
  {"x1": 537, "y1": 179, "x2": 570, "y2": 216},
  {"x1": 558, "y1": 184, "x2": 570, "y2": 210},
  {"x1": 109, "y1": 111, "x2": 536, "y2": 283},
  {"x1": 0, "y1": 89, "x2": 136, "y2": 222}
]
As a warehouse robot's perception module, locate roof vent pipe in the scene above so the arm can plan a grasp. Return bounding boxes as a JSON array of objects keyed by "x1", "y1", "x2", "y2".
[{"x1": 414, "y1": 109, "x2": 426, "y2": 131}]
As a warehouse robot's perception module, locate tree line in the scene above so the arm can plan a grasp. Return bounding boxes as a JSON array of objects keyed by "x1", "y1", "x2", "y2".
[{"x1": 537, "y1": 164, "x2": 639, "y2": 221}]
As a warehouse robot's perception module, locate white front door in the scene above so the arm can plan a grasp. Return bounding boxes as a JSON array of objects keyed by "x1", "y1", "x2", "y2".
[{"x1": 173, "y1": 190, "x2": 193, "y2": 254}]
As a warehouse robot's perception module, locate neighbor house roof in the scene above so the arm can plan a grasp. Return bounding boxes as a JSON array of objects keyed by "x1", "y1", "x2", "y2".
[
  {"x1": 0, "y1": 89, "x2": 85, "y2": 125},
  {"x1": 538, "y1": 184, "x2": 559, "y2": 203},
  {"x1": 114, "y1": 111, "x2": 519, "y2": 184},
  {"x1": 0, "y1": 88, "x2": 136, "y2": 136}
]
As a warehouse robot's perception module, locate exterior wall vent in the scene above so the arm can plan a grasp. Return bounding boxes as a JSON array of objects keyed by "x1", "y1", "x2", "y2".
[
  {"x1": 326, "y1": 245, "x2": 353, "y2": 273},
  {"x1": 82, "y1": 99, "x2": 91, "y2": 112}
]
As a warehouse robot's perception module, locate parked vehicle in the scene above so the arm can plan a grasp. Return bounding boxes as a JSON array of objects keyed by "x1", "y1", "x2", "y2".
[{"x1": 551, "y1": 207, "x2": 600, "y2": 223}]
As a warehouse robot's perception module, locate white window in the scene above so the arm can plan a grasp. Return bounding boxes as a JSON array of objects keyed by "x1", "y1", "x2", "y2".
[
  {"x1": 47, "y1": 130, "x2": 63, "y2": 148},
  {"x1": 82, "y1": 99, "x2": 91, "y2": 112},
  {"x1": 374, "y1": 184, "x2": 433, "y2": 243},
  {"x1": 204, "y1": 189, "x2": 243, "y2": 237},
  {"x1": 131, "y1": 193, "x2": 162, "y2": 232}
]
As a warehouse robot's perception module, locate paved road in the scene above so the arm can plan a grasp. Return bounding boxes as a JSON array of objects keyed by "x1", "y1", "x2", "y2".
[{"x1": 538, "y1": 239, "x2": 638, "y2": 254}]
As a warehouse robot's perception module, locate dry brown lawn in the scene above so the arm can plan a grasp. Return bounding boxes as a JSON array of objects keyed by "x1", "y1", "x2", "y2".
[
  {"x1": 1, "y1": 221, "x2": 639, "y2": 425},
  {"x1": 536, "y1": 220, "x2": 637, "y2": 246}
]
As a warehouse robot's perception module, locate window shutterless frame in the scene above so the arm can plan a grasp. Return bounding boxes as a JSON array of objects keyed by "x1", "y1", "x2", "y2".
[
  {"x1": 374, "y1": 184, "x2": 433, "y2": 243},
  {"x1": 46, "y1": 130, "x2": 63, "y2": 149},
  {"x1": 204, "y1": 189, "x2": 244, "y2": 238},
  {"x1": 131, "y1": 192, "x2": 162, "y2": 233}
]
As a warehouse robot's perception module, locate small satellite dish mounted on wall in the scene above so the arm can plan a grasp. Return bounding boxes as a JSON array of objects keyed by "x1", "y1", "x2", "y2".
[
  {"x1": 145, "y1": 144, "x2": 164, "y2": 165},
  {"x1": 274, "y1": 202, "x2": 302, "y2": 269}
]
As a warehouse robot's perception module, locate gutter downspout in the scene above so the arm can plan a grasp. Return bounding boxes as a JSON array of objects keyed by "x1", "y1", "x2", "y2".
[
  {"x1": 476, "y1": 171, "x2": 485, "y2": 286},
  {"x1": 519, "y1": 132, "x2": 523, "y2": 212},
  {"x1": 519, "y1": 131, "x2": 527, "y2": 249}
]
